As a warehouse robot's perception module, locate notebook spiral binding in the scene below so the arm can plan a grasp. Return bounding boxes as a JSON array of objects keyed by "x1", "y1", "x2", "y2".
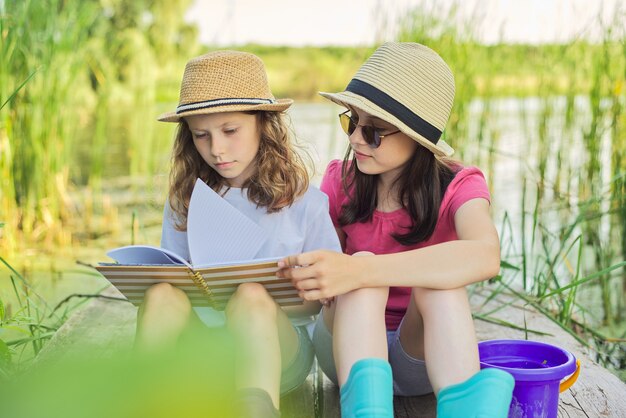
[{"x1": 186, "y1": 269, "x2": 217, "y2": 309}]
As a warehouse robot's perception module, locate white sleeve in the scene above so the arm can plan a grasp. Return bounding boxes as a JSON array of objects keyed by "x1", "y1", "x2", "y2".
[
  {"x1": 160, "y1": 201, "x2": 191, "y2": 262},
  {"x1": 302, "y1": 194, "x2": 342, "y2": 253}
]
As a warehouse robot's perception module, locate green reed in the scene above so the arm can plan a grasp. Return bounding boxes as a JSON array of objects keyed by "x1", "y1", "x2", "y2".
[
  {"x1": 0, "y1": 1, "x2": 198, "y2": 257},
  {"x1": 609, "y1": 37, "x2": 626, "y2": 322},
  {"x1": 1, "y1": 254, "x2": 59, "y2": 372},
  {"x1": 0, "y1": 247, "x2": 118, "y2": 374},
  {"x1": 495, "y1": 182, "x2": 626, "y2": 375},
  {"x1": 1, "y1": 1, "x2": 99, "y2": 254},
  {"x1": 581, "y1": 29, "x2": 626, "y2": 326}
]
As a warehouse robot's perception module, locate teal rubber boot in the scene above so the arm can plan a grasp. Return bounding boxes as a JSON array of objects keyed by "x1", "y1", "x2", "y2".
[
  {"x1": 339, "y1": 358, "x2": 393, "y2": 418},
  {"x1": 437, "y1": 368, "x2": 514, "y2": 418}
]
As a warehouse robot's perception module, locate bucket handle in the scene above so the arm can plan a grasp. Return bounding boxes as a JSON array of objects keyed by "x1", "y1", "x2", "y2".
[{"x1": 559, "y1": 359, "x2": 581, "y2": 392}]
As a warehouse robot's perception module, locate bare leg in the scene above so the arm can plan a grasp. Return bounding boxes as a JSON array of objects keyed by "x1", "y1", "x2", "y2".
[
  {"x1": 135, "y1": 282, "x2": 194, "y2": 353},
  {"x1": 429, "y1": 288, "x2": 514, "y2": 417},
  {"x1": 400, "y1": 286, "x2": 479, "y2": 394},
  {"x1": 333, "y1": 286, "x2": 389, "y2": 386},
  {"x1": 225, "y1": 282, "x2": 299, "y2": 410}
]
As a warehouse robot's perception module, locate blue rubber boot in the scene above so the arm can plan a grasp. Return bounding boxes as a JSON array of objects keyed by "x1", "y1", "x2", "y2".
[
  {"x1": 339, "y1": 358, "x2": 393, "y2": 418},
  {"x1": 437, "y1": 368, "x2": 514, "y2": 418}
]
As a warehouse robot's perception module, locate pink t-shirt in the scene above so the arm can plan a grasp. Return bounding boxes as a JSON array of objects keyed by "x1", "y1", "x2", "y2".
[{"x1": 320, "y1": 159, "x2": 491, "y2": 331}]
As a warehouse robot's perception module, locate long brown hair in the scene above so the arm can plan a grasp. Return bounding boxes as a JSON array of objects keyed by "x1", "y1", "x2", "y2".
[
  {"x1": 168, "y1": 111, "x2": 311, "y2": 230},
  {"x1": 339, "y1": 144, "x2": 457, "y2": 245}
]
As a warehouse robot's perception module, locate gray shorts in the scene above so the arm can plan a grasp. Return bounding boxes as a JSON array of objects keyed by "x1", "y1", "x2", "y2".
[
  {"x1": 280, "y1": 325, "x2": 314, "y2": 395},
  {"x1": 311, "y1": 311, "x2": 433, "y2": 397}
]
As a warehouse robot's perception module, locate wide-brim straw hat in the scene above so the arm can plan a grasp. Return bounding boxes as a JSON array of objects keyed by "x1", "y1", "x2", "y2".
[
  {"x1": 158, "y1": 50, "x2": 292, "y2": 122},
  {"x1": 320, "y1": 42, "x2": 455, "y2": 157}
]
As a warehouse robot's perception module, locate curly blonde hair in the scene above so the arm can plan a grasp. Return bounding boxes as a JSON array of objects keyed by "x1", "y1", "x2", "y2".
[{"x1": 168, "y1": 111, "x2": 311, "y2": 230}]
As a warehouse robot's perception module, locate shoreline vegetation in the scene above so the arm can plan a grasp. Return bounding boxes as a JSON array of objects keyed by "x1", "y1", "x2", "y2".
[
  {"x1": 181, "y1": 42, "x2": 626, "y2": 102},
  {"x1": 1, "y1": 1, "x2": 625, "y2": 383}
]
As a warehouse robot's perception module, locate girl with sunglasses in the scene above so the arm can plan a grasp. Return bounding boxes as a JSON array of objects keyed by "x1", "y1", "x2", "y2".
[{"x1": 279, "y1": 42, "x2": 514, "y2": 417}]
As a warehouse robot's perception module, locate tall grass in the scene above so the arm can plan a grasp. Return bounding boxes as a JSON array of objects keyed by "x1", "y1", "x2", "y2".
[
  {"x1": 1, "y1": 1, "x2": 99, "y2": 254},
  {"x1": 0, "y1": 253, "x2": 65, "y2": 373},
  {"x1": 609, "y1": 37, "x2": 626, "y2": 323},
  {"x1": 0, "y1": 1, "x2": 197, "y2": 257}
]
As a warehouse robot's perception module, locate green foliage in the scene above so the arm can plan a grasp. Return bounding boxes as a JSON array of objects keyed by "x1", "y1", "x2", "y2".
[
  {"x1": 495, "y1": 179, "x2": 626, "y2": 376},
  {"x1": 0, "y1": 298, "x2": 7, "y2": 374},
  {"x1": 195, "y1": 42, "x2": 624, "y2": 100},
  {"x1": 0, "y1": 256, "x2": 73, "y2": 371},
  {"x1": 1, "y1": 0, "x2": 97, "y2": 251},
  {"x1": 0, "y1": 329, "x2": 238, "y2": 418},
  {"x1": 0, "y1": 338, "x2": 10, "y2": 372},
  {"x1": 0, "y1": 0, "x2": 199, "y2": 253}
]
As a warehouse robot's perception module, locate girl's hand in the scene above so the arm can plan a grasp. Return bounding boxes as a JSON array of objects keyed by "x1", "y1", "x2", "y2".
[{"x1": 277, "y1": 250, "x2": 367, "y2": 301}]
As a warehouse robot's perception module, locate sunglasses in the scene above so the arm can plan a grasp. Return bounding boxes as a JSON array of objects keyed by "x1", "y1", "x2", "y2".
[{"x1": 338, "y1": 110, "x2": 401, "y2": 149}]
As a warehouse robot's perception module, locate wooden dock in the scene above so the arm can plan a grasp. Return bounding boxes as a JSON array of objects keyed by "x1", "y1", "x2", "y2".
[{"x1": 34, "y1": 286, "x2": 626, "y2": 417}]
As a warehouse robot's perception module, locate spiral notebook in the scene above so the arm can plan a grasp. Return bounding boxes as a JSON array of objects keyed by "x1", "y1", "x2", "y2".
[{"x1": 95, "y1": 179, "x2": 302, "y2": 309}]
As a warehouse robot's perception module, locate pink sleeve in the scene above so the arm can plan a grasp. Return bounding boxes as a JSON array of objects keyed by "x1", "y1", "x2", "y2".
[
  {"x1": 320, "y1": 160, "x2": 344, "y2": 227},
  {"x1": 446, "y1": 167, "x2": 491, "y2": 217}
]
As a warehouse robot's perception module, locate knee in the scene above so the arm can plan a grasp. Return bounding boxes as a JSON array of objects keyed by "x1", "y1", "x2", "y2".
[
  {"x1": 144, "y1": 282, "x2": 189, "y2": 307},
  {"x1": 139, "y1": 282, "x2": 192, "y2": 320},
  {"x1": 226, "y1": 282, "x2": 277, "y2": 322},
  {"x1": 337, "y1": 286, "x2": 388, "y2": 307},
  {"x1": 412, "y1": 287, "x2": 469, "y2": 317},
  {"x1": 415, "y1": 286, "x2": 468, "y2": 302}
]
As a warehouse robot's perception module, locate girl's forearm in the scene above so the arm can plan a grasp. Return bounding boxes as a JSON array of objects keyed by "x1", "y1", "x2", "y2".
[{"x1": 358, "y1": 240, "x2": 500, "y2": 290}]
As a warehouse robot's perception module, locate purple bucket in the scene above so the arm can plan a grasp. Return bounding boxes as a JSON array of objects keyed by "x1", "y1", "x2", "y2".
[{"x1": 478, "y1": 339, "x2": 580, "y2": 418}]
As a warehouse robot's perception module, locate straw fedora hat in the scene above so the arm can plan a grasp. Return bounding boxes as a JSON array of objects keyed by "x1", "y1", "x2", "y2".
[
  {"x1": 158, "y1": 50, "x2": 292, "y2": 122},
  {"x1": 320, "y1": 42, "x2": 455, "y2": 156}
]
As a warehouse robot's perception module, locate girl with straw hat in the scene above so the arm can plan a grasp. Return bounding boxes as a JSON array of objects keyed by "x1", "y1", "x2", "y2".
[
  {"x1": 135, "y1": 50, "x2": 341, "y2": 418},
  {"x1": 279, "y1": 42, "x2": 514, "y2": 417}
]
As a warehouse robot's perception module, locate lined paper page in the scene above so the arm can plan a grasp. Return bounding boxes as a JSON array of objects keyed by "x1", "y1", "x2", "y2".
[{"x1": 187, "y1": 179, "x2": 268, "y2": 265}]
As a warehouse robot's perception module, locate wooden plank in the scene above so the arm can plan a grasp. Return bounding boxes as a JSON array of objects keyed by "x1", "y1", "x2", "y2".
[
  {"x1": 35, "y1": 285, "x2": 626, "y2": 417},
  {"x1": 394, "y1": 394, "x2": 437, "y2": 418},
  {"x1": 280, "y1": 375, "x2": 317, "y2": 417},
  {"x1": 317, "y1": 371, "x2": 340, "y2": 418}
]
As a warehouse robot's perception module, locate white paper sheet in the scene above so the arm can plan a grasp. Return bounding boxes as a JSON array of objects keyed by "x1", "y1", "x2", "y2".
[{"x1": 187, "y1": 178, "x2": 268, "y2": 265}]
